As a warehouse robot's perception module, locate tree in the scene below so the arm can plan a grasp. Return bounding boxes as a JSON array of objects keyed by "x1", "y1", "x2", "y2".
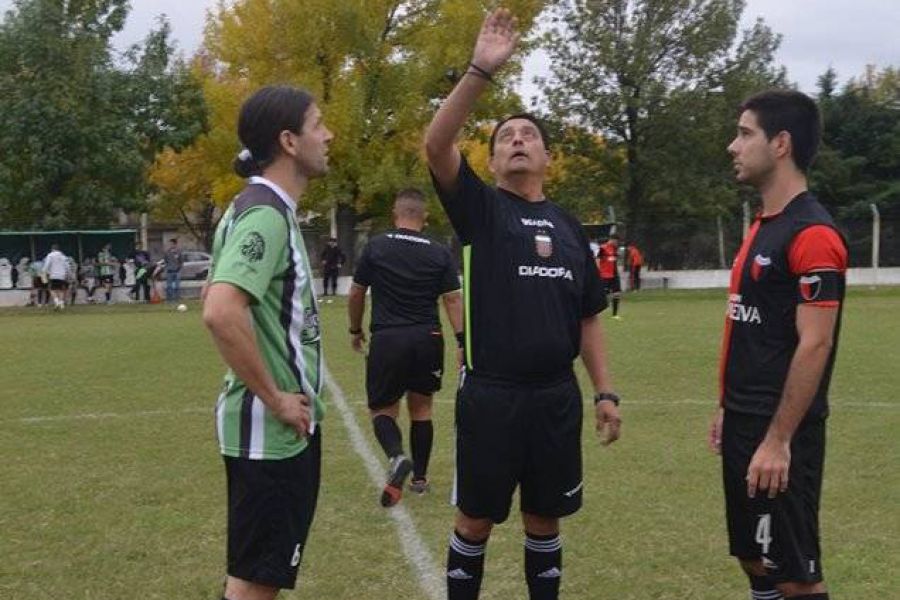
[
  {"x1": 153, "y1": 0, "x2": 547, "y2": 254},
  {"x1": 0, "y1": 1, "x2": 206, "y2": 230},
  {"x1": 813, "y1": 65, "x2": 900, "y2": 265},
  {"x1": 149, "y1": 67, "x2": 246, "y2": 250},
  {"x1": 540, "y1": 0, "x2": 785, "y2": 267}
]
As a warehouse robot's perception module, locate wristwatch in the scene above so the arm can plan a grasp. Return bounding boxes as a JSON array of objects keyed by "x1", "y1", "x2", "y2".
[
  {"x1": 593, "y1": 392, "x2": 620, "y2": 406},
  {"x1": 349, "y1": 327, "x2": 363, "y2": 335}
]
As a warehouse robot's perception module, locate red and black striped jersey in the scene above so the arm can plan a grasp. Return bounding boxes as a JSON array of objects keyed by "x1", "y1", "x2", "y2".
[
  {"x1": 719, "y1": 192, "x2": 847, "y2": 420},
  {"x1": 596, "y1": 241, "x2": 618, "y2": 279}
]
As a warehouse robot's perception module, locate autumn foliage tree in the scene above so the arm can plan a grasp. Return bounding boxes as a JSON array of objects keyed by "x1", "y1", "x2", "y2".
[{"x1": 150, "y1": 0, "x2": 547, "y2": 250}]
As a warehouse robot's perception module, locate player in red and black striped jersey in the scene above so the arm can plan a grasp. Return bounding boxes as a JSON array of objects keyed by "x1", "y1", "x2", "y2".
[
  {"x1": 709, "y1": 90, "x2": 846, "y2": 600},
  {"x1": 595, "y1": 234, "x2": 622, "y2": 318}
]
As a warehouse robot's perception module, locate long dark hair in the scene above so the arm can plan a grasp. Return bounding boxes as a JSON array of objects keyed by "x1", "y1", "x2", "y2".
[{"x1": 233, "y1": 85, "x2": 314, "y2": 178}]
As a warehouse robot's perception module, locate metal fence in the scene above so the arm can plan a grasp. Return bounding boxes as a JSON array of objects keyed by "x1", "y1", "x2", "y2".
[{"x1": 638, "y1": 207, "x2": 897, "y2": 271}]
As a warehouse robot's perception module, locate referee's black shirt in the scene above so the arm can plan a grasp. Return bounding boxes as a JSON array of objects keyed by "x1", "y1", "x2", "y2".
[
  {"x1": 432, "y1": 156, "x2": 606, "y2": 383},
  {"x1": 353, "y1": 228, "x2": 460, "y2": 332}
]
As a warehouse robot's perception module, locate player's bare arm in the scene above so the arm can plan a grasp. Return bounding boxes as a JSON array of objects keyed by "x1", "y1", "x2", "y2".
[
  {"x1": 441, "y1": 290, "x2": 464, "y2": 367},
  {"x1": 347, "y1": 282, "x2": 368, "y2": 352},
  {"x1": 424, "y1": 8, "x2": 520, "y2": 190},
  {"x1": 746, "y1": 302, "x2": 839, "y2": 498},
  {"x1": 708, "y1": 407, "x2": 724, "y2": 454},
  {"x1": 203, "y1": 282, "x2": 311, "y2": 436},
  {"x1": 580, "y1": 315, "x2": 621, "y2": 445}
]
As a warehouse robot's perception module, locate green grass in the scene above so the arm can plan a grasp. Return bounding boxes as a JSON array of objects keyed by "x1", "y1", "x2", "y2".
[{"x1": 0, "y1": 288, "x2": 897, "y2": 599}]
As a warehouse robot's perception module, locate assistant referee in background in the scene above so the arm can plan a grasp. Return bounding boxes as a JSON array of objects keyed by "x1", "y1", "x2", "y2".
[{"x1": 349, "y1": 188, "x2": 463, "y2": 508}]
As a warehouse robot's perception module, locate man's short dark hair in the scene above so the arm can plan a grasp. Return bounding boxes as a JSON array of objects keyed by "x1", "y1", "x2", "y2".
[
  {"x1": 489, "y1": 113, "x2": 550, "y2": 156},
  {"x1": 395, "y1": 188, "x2": 425, "y2": 203},
  {"x1": 170, "y1": 238, "x2": 177, "y2": 244},
  {"x1": 740, "y1": 90, "x2": 822, "y2": 172}
]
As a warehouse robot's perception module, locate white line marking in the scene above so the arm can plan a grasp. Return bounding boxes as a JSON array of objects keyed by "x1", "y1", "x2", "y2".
[
  {"x1": 323, "y1": 365, "x2": 444, "y2": 600},
  {"x1": 10, "y1": 407, "x2": 209, "y2": 424}
]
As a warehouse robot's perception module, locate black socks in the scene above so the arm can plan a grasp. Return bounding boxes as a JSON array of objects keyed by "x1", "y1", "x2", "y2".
[
  {"x1": 410, "y1": 419, "x2": 433, "y2": 480},
  {"x1": 524, "y1": 532, "x2": 562, "y2": 600},
  {"x1": 372, "y1": 414, "x2": 403, "y2": 458},
  {"x1": 447, "y1": 530, "x2": 487, "y2": 600}
]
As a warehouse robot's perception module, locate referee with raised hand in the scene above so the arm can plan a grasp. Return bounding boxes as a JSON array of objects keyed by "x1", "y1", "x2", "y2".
[
  {"x1": 424, "y1": 8, "x2": 621, "y2": 600},
  {"x1": 348, "y1": 188, "x2": 463, "y2": 507}
]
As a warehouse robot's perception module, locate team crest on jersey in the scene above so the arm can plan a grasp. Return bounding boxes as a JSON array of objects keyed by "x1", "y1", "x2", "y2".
[
  {"x1": 535, "y1": 232, "x2": 553, "y2": 258},
  {"x1": 301, "y1": 307, "x2": 320, "y2": 343},
  {"x1": 799, "y1": 275, "x2": 822, "y2": 301},
  {"x1": 240, "y1": 232, "x2": 266, "y2": 262},
  {"x1": 750, "y1": 254, "x2": 771, "y2": 281}
]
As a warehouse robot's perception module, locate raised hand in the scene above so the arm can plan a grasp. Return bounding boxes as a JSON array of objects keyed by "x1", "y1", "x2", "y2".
[{"x1": 471, "y1": 8, "x2": 520, "y2": 75}]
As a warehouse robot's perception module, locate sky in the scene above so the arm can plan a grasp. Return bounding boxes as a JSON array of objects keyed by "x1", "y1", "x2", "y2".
[{"x1": 1, "y1": 0, "x2": 897, "y2": 96}]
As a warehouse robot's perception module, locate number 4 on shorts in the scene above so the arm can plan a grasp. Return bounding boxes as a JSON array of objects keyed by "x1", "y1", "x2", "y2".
[{"x1": 755, "y1": 513, "x2": 772, "y2": 555}]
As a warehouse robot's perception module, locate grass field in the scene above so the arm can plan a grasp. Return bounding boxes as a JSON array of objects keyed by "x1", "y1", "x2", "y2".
[{"x1": 1, "y1": 287, "x2": 898, "y2": 599}]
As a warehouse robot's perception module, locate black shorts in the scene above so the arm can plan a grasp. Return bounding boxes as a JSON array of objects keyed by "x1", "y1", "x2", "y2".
[
  {"x1": 99, "y1": 275, "x2": 114, "y2": 284},
  {"x1": 366, "y1": 325, "x2": 444, "y2": 409},
  {"x1": 722, "y1": 411, "x2": 826, "y2": 584},
  {"x1": 49, "y1": 279, "x2": 68, "y2": 290},
  {"x1": 602, "y1": 276, "x2": 621, "y2": 295},
  {"x1": 453, "y1": 373, "x2": 583, "y2": 524},
  {"x1": 223, "y1": 429, "x2": 322, "y2": 590}
]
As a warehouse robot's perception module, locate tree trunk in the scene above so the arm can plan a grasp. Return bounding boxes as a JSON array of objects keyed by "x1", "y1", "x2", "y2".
[{"x1": 335, "y1": 201, "x2": 358, "y2": 271}]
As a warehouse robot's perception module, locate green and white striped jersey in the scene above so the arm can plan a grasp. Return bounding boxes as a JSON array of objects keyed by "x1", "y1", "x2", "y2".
[
  {"x1": 97, "y1": 250, "x2": 115, "y2": 276},
  {"x1": 210, "y1": 177, "x2": 325, "y2": 460}
]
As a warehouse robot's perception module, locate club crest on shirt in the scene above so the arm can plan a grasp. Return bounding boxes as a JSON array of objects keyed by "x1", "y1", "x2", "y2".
[
  {"x1": 301, "y1": 307, "x2": 320, "y2": 343},
  {"x1": 799, "y1": 274, "x2": 822, "y2": 301},
  {"x1": 750, "y1": 254, "x2": 771, "y2": 281},
  {"x1": 240, "y1": 232, "x2": 266, "y2": 262},
  {"x1": 535, "y1": 232, "x2": 553, "y2": 258}
]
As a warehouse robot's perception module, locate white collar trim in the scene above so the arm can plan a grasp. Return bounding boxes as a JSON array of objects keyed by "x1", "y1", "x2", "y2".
[{"x1": 249, "y1": 176, "x2": 297, "y2": 213}]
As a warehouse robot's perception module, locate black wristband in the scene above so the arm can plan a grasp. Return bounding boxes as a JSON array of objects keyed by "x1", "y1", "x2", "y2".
[
  {"x1": 349, "y1": 327, "x2": 363, "y2": 335},
  {"x1": 467, "y1": 62, "x2": 495, "y2": 84},
  {"x1": 594, "y1": 392, "x2": 620, "y2": 406},
  {"x1": 455, "y1": 331, "x2": 465, "y2": 348}
]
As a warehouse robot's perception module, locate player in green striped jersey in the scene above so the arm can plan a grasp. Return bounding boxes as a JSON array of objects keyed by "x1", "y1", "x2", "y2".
[
  {"x1": 96, "y1": 244, "x2": 116, "y2": 304},
  {"x1": 203, "y1": 86, "x2": 333, "y2": 600}
]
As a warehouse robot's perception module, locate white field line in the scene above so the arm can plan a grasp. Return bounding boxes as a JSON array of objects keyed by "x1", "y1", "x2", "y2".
[
  {"x1": 11, "y1": 407, "x2": 210, "y2": 424},
  {"x1": 323, "y1": 365, "x2": 444, "y2": 600},
  {"x1": 7, "y1": 397, "x2": 897, "y2": 425}
]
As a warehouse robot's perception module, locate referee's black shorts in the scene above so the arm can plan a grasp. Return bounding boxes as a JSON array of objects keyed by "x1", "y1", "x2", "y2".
[
  {"x1": 602, "y1": 275, "x2": 621, "y2": 295},
  {"x1": 366, "y1": 325, "x2": 444, "y2": 410},
  {"x1": 223, "y1": 429, "x2": 322, "y2": 590},
  {"x1": 453, "y1": 372, "x2": 583, "y2": 524},
  {"x1": 722, "y1": 411, "x2": 826, "y2": 584}
]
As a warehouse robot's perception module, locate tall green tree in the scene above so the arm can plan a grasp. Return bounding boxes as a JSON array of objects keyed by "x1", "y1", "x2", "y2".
[
  {"x1": 540, "y1": 0, "x2": 784, "y2": 266},
  {"x1": 813, "y1": 65, "x2": 900, "y2": 265},
  {"x1": 0, "y1": 0, "x2": 205, "y2": 230}
]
